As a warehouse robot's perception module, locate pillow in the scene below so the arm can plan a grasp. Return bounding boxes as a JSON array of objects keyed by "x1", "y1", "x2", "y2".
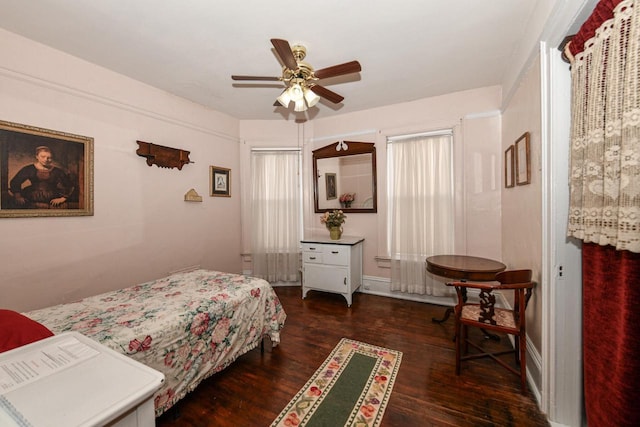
[{"x1": 0, "y1": 309, "x2": 54, "y2": 353}]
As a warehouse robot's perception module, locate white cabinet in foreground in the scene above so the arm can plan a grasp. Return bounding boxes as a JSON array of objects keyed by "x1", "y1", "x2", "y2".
[
  {"x1": 0, "y1": 331, "x2": 164, "y2": 427},
  {"x1": 301, "y1": 236, "x2": 364, "y2": 307}
]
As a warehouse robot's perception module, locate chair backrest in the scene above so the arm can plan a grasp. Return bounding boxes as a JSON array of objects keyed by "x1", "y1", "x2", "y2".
[{"x1": 494, "y1": 269, "x2": 535, "y2": 321}]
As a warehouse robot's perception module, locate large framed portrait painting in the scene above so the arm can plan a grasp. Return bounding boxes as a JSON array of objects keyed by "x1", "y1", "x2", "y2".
[{"x1": 0, "y1": 120, "x2": 94, "y2": 218}]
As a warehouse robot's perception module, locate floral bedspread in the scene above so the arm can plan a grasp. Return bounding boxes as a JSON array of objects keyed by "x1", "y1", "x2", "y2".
[{"x1": 25, "y1": 269, "x2": 287, "y2": 416}]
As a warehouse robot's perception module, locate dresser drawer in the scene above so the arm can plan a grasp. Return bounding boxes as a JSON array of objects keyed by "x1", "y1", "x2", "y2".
[
  {"x1": 302, "y1": 243, "x2": 323, "y2": 253},
  {"x1": 303, "y1": 252, "x2": 323, "y2": 264},
  {"x1": 322, "y1": 246, "x2": 349, "y2": 266}
]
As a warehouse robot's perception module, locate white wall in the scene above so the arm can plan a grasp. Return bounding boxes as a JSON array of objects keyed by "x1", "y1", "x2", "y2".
[
  {"x1": 0, "y1": 29, "x2": 242, "y2": 312},
  {"x1": 240, "y1": 87, "x2": 504, "y2": 299},
  {"x1": 501, "y1": 55, "x2": 544, "y2": 389}
]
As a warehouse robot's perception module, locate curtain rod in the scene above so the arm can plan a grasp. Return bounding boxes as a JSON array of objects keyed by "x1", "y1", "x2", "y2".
[
  {"x1": 559, "y1": 35, "x2": 574, "y2": 63},
  {"x1": 387, "y1": 128, "x2": 453, "y2": 142},
  {"x1": 250, "y1": 147, "x2": 301, "y2": 152}
]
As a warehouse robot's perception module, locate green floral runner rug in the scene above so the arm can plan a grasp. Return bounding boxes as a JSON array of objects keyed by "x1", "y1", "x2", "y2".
[{"x1": 271, "y1": 338, "x2": 402, "y2": 427}]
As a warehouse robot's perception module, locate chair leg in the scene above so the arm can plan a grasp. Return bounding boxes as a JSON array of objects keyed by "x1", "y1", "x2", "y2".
[
  {"x1": 462, "y1": 325, "x2": 468, "y2": 355},
  {"x1": 455, "y1": 320, "x2": 461, "y2": 375},
  {"x1": 519, "y1": 332, "x2": 527, "y2": 393},
  {"x1": 514, "y1": 335, "x2": 520, "y2": 365}
]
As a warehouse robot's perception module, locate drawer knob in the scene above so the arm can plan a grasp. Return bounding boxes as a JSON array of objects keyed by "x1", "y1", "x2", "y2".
[
  {"x1": 310, "y1": 257, "x2": 316, "y2": 260},
  {"x1": 331, "y1": 251, "x2": 339, "y2": 254}
]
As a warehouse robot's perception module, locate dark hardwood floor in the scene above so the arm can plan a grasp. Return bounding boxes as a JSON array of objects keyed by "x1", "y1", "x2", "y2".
[{"x1": 156, "y1": 286, "x2": 550, "y2": 426}]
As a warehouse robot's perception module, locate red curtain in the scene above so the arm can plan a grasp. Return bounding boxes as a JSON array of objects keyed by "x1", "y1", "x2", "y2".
[
  {"x1": 570, "y1": 1, "x2": 640, "y2": 425},
  {"x1": 582, "y1": 243, "x2": 640, "y2": 426},
  {"x1": 567, "y1": 0, "x2": 622, "y2": 56}
]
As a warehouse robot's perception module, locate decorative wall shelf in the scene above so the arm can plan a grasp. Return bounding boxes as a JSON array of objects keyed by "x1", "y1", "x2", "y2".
[
  {"x1": 136, "y1": 140, "x2": 191, "y2": 170},
  {"x1": 184, "y1": 188, "x2": 203, "y2": 202}
]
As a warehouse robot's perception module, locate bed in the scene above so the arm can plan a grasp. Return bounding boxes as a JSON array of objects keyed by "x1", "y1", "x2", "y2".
[{"x1": 21, "y1": 269, "x2": 287, "y2": 416}]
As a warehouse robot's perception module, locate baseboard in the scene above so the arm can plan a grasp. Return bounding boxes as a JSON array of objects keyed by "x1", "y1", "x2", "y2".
[
  {"x1": 270, "y1": 282, "x2": 301, "y2": 287},
  {"x1": 360, "y1": 275, "x2": 456, "y2": 306},
  {"x1": 242, "y1": 269, "x2": 301, "y2": 287}
]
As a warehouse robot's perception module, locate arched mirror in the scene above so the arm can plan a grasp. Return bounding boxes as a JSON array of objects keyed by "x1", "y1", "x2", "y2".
[{"x1": 313, "y1": 141, "x2": 377, "y2": 213}]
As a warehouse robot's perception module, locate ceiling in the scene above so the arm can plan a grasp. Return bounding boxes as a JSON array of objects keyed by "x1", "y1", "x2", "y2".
[{"x1": 0, "y1": 0, "x2": 540, "y2": 121}]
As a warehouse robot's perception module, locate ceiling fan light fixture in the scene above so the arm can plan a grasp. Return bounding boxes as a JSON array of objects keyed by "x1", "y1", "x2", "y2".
[
  {"x1": 276, "y1": 89, "x2": 292, "y2": 107},
  {"x1": 294, "y1": 98, "x2": 306, "y2": 112},
  {"x1": 232, "y1": 39, "x2": 362, "y2": 115},
  {"x1": 303, "y1": 87, "x2": 320, "y2": 108},
  {"x1": 289, "y1": 83, "x2": 304, "y2": 102}
]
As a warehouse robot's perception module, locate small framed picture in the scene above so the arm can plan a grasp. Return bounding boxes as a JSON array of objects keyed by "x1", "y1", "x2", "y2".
[
  {"x1": 515, "y1": 132, "x2": 531, "y2": 186},
  {"x1": 504, "y1": 145, "x2": 515, "y2": 188},
  {"x1": 210, "y1": 166, "x2": 231, "y2": 197},
  {"x1": 325, "y1": 173, "x2": 337, "y2": 200}
]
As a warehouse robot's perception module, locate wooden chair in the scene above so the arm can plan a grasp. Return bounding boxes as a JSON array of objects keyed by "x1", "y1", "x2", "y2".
[{"x1": 446, "y1": 269, "x2": 535, "y2": 393}]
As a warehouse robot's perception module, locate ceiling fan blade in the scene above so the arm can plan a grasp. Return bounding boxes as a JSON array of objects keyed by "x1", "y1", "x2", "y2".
[
  {"x1": 232, "y1": 75, "x2": 280, "y2": 81},
  {"x1": 310, "y1": 85, "x2": 344, "y2": 104},
  {"x1": 271, "y1": 38, "x2": 298, "y2": 70},
  {"x1": 314, "y1": 61, "x2": 362, "y2": 79}
]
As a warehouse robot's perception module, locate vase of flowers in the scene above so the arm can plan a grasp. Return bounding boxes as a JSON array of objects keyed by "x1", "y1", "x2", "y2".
[
  {"x1": 339, "y1": 193, "x2": 355, "y2": 208},
  {"x1": 320, "y1": 209, "x2": 346, "y2": 240}
]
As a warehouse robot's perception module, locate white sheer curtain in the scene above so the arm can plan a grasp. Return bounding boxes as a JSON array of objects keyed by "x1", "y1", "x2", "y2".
[
  {"x1": 388, "y1": 132, "x2": 454, "y2": 295},
  {"x1": 251, "y1": 150, "x2": 301, "y2": 282}
]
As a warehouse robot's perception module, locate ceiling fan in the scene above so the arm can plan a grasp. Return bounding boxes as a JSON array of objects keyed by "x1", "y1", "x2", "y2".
[{"x1": 231, "y1": 38, "x2": 361, "y2": 113}]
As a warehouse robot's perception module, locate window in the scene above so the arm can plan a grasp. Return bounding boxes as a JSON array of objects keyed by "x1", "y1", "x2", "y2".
[
  {"x1": 250, "y1": 149, "x2": 302, "y2": 282},
  {"x1": 387, "y1": 130, "x2": 454, "y2": 294}
]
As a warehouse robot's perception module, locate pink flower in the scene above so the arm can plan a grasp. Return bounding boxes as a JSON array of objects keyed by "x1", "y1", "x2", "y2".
[
  {"x1": 360, "y1": 404, "x2": 376, "y2": 418},
  {"x1": 374, "y1": 375, "x2": 388, "y2": 384},
  {"x1": 72, "y1": 317, "x2": 102, "y2": 331},
  {"x1": 190, "y1": 312, "x2": 210, "y2": 335},
  {"x1": 339, "y1": 193, "x2": 355, "y2": 202},
  {"x1": 211, "y1": 317, "x2": 231, "y2": 342},
  {"x1": 307, "y1": 386, "x2": 322, "y2": 397},
  {"x1": 129, "y1": 335, "x2": 152, "y2": 352},
  {"x1": 164, "y1": 351, "x2": 176, "y2": 367},
  {"x1": 320, "y1": 210, "x2": 346, "y2": 228},
  {"x1": 154, "y1": 388, "x2": 175, "y2": 410},
  {"x1": 283, "y1": 413, "x2": 300, "y2": 426}
]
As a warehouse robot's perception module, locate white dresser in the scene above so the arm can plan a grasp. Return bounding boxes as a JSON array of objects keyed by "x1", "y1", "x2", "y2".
[{"x1": 301, "y1": 235, "x2": 364, "y2": 307}]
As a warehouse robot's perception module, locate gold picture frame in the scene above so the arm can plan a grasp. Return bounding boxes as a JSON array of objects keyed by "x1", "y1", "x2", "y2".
[
  {"x1": 505, "y1": 145, "x2": 515, "y2": 188},
  {"x1": 515, "y1": 132, "x2": 531, "y2": 186},
  {"x1": 210, "y1": 166, "x2": 231, "y2": 197},
  {"x1": 0, "y1": 120, "x2": 94, "y2": 217}
]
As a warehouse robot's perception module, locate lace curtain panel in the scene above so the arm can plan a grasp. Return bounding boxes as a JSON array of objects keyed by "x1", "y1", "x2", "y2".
[
  {"x1": 250, "y1": 150, "x2": 301, "y2": 282},
  {"x1": 566, "y1": 2, "x2": 640, "y2": 426},
  {"x1": 566, "y1": 0, "x2": 640, "y2": 252},
  {"x1": 387, "y1": 132, "x2": 454, "y2": 295}
]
